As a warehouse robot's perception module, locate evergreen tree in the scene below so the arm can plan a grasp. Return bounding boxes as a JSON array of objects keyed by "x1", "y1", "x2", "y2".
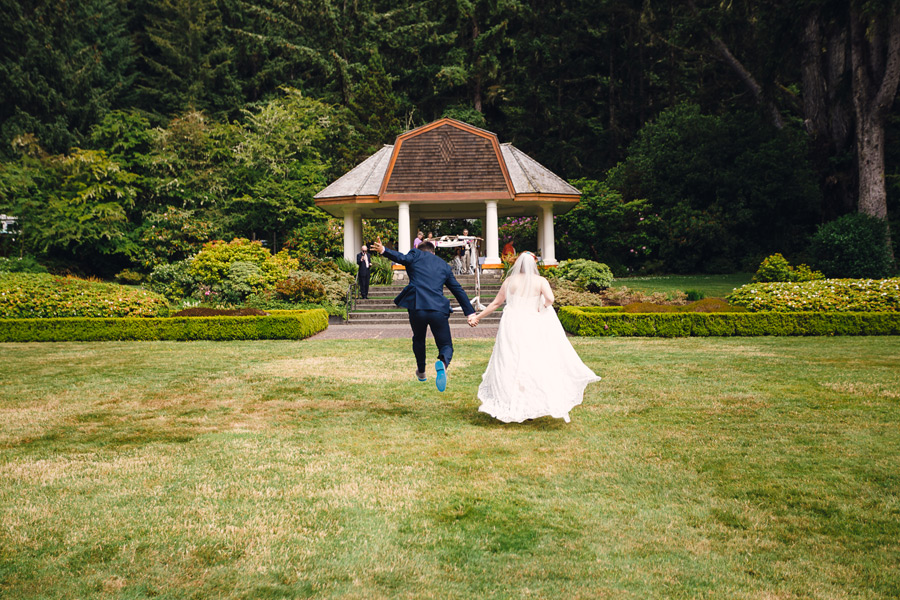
[
  {"x1": 0, "y1": 0, "x2": 136, "y2": 156},
  {"x1": 349, "y1": 53, "x2": 405, "y2": 154},
  {"x1": 133, "y1": 0, "x2": 241, "y2": 117}
]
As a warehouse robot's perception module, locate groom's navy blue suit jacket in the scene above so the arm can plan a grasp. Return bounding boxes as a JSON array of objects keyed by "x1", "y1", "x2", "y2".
[{"x1": 381, "y1": 247, "x2": 475, "y2": 316}]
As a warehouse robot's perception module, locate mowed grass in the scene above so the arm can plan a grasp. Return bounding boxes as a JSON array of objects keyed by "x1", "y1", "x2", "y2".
[
  {"x1": 612, "y1": 273, "x2": 753, "y2": 297},
  {"x1": 1, "y1": 337, "x2": 899, "y2": 599}
]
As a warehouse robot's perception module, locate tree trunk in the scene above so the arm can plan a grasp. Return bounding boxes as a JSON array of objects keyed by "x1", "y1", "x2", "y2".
[
  {"x1": 856, "y1": 117, "x2": 887, "y2": 219},
  {"x1": 849, "y1": 7, "x2": 900, "y2": 258},
  {"x1": 801, "y1": 11, "x2": 828, "y2": 138}
]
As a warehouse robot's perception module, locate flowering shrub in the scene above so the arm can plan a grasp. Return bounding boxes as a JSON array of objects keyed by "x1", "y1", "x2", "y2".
[
  {"x1": 727, "y1": 278, "x2": 900, "y2": 312},
  {"x1": 752, "y1": 253, "x2": 824, "y2": 283},
  {"x1": 275, "y1": 274, "x2": 327, "y2": 303},
  {"x1": 190, "y1": 238, "x2": 296, "y2": 289},
  {"x1": 147, "y1": 259, "x2": 195, "y2": 301},
  {"x1": 0, "y1": 273, "x2": 169, "y2": 318},
  {"x1": 499, "y1": 216, "x2": 537, "y2": 252},
  {"x1": 301, "y1": 269, "x2": 354, "y2": 304}
]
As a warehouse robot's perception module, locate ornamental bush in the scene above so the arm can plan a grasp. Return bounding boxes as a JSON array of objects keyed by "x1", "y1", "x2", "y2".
[
  {"x1": 190, "y1": 238, "x2": 296, "y2": 289},
  {"x1": 275, "y1": 274, "x2": 327, "y2": 304},
  {"x1": 147, "y1": 259, "x2": 195, "y2": 301},
  {"x1": 0, "y1": 273, "x2": 169, "y2": 318},
  {"x1": 553, "y1": 259, "x2": 615, "y2": 292},
  {"x1": 726, "y1": 278, "x2": 900, "y2": 312},
  {"x1": 808, "y1": 213, "x2": 894, "y2": 278},
  {"x1": 0, "y1": 256, "x2": 47, "y2": 273},
  {"x1": 753, "y1": 253, "x2": 824, "y2": 283}
]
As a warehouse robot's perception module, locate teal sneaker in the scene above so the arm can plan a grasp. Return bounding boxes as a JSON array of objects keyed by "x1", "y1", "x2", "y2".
[
  {"x1": 416, "y1": 370, "x2": 427, "y2": 382},
  {"x1": 435, "y1": 359, "x2": 447, "y2": 392}
]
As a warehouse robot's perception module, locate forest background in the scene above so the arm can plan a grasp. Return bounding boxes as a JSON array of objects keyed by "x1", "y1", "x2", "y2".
[{"x1": 0, "y1": 0, "x2": 898, "y2": 278}]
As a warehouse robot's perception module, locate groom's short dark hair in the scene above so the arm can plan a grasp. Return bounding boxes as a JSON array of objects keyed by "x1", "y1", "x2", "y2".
[{"x1": 419, "y1": 241, "x2": 435, "y2": 253}]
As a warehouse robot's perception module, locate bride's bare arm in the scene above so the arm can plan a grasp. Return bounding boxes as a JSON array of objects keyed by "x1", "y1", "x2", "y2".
[
  {"x1": 473, "y1": 280, "x2": 508, "y2": 324},
  {"x1": 540, "y1": 277, "x2": 555, "y2": 307}
]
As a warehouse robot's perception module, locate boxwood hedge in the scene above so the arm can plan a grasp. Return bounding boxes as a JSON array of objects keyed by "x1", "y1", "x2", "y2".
[
  {"x1": 0, "y1": 309, "x2": 328, "y2": 342},
  {"x1": 558, "y1": 307, "x2": 900, "y2": 337}
]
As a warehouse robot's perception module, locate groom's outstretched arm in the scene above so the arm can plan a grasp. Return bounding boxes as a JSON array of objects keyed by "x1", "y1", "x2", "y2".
[
  {"x1": 375, "y1": 242, "x2": 415, "y2": 267},
  {"x1": 446, "y1": 273, "x2": 475, "y2": 316}
]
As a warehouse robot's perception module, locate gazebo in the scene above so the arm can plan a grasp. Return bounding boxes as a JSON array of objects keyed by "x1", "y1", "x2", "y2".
[{"x1": 313, "y1": 118, "x2": 581, "y2": 269}]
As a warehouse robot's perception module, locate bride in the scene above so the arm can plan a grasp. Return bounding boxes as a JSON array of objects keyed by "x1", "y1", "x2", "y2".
[{"x1": 471, "y1": 252, "x2": 601, "y2": 423}]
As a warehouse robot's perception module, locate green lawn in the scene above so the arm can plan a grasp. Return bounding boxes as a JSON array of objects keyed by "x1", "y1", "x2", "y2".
[
  {"x1": 611, "y1": 273, "x2": 753, "y2": 297},
  {"x1": 1, "y1": 337, "x2": 899, "y2": 599}
]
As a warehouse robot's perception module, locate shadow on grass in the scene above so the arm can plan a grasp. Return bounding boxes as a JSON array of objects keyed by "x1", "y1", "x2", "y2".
[{"x1": 464, "y1": 408, "x2": 570, "y2": 430}]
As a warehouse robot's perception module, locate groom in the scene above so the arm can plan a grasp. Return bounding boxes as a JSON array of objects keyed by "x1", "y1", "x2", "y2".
[{"x1": 372, "y1": 238, "x2": 477, "y2": 392}]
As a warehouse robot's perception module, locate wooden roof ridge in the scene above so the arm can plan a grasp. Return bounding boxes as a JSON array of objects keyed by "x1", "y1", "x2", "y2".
[
  {"x1": 378, "y1": 118, "x2": 515, "y2": 199},
  {"x1": 395, "y1": 117, "x2": 499, "y2": 143}
]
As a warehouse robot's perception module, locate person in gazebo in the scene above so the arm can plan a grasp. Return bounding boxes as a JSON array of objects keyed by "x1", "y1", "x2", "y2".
[{"x1": 502, "y1": 241, "x2": 516, "y2": 260}]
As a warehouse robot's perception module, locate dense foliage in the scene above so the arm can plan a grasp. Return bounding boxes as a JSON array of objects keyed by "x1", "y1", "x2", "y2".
[
  {"x1": 0, "y1": 273, "x2": 169, "y2": 318},
  {"x1": 0, "y1": 0, "x2": 897, "y2": 276},
  {"x1": 808, "y1": 213, "x2": 895, "y2": 279},
  {"x1": 727, "y1": 279, "x2": 900, "y2": 312},
  {"x1": 550, "y1": 259, "x2": 615, "y2": 292},
  {"x1": 752, "y1": 254, "x2": 824, "y2": 283}
]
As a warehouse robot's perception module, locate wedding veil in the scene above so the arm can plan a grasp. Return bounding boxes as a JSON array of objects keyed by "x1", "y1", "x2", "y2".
[{"x1": 505, "y1": 251, "x2": 542, "y2": 310}]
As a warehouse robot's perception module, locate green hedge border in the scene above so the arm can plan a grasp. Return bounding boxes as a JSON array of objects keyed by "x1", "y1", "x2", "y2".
[
  {"x1": 558, "y1": 307, "x2": 900, "y2": 337},
  {"x1": 0, "y1": 309, "x2": 328, "y2": 342}
]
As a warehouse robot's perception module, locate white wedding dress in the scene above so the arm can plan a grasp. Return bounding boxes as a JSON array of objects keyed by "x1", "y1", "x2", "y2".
[{"x1": 477, "y1": 255, "x2": 601, "y2": 423}]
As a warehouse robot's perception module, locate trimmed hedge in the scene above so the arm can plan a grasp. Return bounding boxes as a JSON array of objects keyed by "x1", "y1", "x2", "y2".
[
  {"x1": 0, "y1": 309, "x2": 328, "y2": 342},
  {"x1": 558, "y1": 306, "x2": 900, "y2": 337}
]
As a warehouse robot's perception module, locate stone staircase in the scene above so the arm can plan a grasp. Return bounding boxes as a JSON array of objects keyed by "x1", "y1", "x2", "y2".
[{"x1": 348, "y1": 275, "x2": 502, "y2": 325}]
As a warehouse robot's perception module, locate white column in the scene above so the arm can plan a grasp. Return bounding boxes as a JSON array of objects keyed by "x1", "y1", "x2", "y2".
[
  {"x1": 541, "y1": 204, "x2": 557, "y2": 265},
  {"x1": 397, "y1": 202, "x2": 411, "y2": 253},
  {"x1": 536, "y1": 212, "x2": 545, "y2": 260},
  {"x1": 354, "y1": 214, "x2": 364, "y2": 251},
  {"x1": 484, "y1": 200, "x2": 501, "y2": 265},
  {"x1": 343, "y1": 209, "x2": 356, "y2": 261}
]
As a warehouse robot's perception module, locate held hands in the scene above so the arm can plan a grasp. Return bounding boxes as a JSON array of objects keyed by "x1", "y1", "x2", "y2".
[
  {"x1": 372, "y1": 238, "x2": 385, "y2": 254},
  {"x1": 467, "y1": 313, "x2": 479, "y2": 327}
]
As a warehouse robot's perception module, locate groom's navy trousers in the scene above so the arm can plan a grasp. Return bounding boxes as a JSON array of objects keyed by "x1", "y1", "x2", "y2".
[
  {"x1": 408, "y1": 309, "x2": 454, "y2": 373},
  {"x1": 380, "y1": 247, "x2": 475, "y2": 374}
]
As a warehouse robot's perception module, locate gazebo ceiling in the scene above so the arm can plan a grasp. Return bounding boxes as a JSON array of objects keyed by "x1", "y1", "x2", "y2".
[{"x1": 314, "y1": 118, "x2": 581, "y2": 219}]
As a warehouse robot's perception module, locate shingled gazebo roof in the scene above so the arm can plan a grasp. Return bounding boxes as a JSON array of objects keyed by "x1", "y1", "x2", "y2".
[{"x1": 314, "y1": 118, "x2": 581, "y2": 219}]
